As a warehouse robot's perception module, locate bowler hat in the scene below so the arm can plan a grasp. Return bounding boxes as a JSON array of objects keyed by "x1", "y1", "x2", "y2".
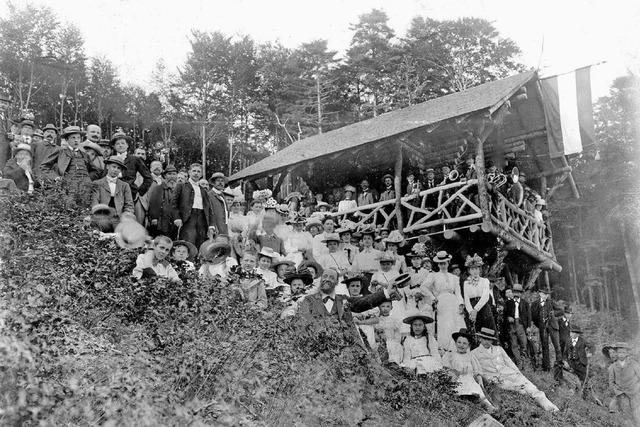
[{"x1": 42, "y1": 123, "x2": 58, "y2": 133}]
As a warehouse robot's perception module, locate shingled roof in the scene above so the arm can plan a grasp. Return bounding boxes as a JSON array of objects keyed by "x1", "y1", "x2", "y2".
[{"x1": 230, "y1": 70, "x2": 537, "y2": 181}]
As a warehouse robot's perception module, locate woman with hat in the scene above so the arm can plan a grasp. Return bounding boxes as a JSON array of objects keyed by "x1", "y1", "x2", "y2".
[
  {"x1": 257, "y1": 247, "x2": 279, "y2": 290},
  {"x1": 443, "y1": 328, "x2": 495, "y2": 411},
  {"x1": 344, "y1": 274, "x2": 379, "y2": 349},
  {"x1": 271, "y1": 258, "x2": 296, "y2": 286},
  {"x1": 312, "y1": 216, "x2": 337, "y2": 258},
  {"x1": 351, "y1": 225, "x2": 381, "y2": 291},
  {"x1": 400, "y1": 310, "x2": 442, "y2": 374},
  {"x1": 316, "y1": 233, "x2": 351, "y2": 286},
  {"x1": 382, "y1": 230, "x2": 407, "y2": 273},
  {"x1": 371, "y1": 255, "x2": 411, "y2": 334},
  {"x1": 171, "y1": 239, "x2": 197, "y2": 279},
  {"x1": 404, "y1": 244, "x2": 436, "y2": 336},
  {"x1": 463, "y1": 254, "x2": 496, "y2": 333},
  {"x1": 283, "y1": 215, "x2": 313, "y2": 267},
  {"x1": 199, "y1": 236, "x2": 237, "y2": 281},
  {"x1": 425, "y1": 251, "x2": 466, "y2": 352},
  {"x1": 90, "y1": 157, "x2": 134, "y2": 217},
  {"x1": 337, "y1": 224, "x2": 358, "y2": 265},
  {"x1": 299, "y1": 259, "x2": 323, "y2": 291},
  {"x1": 338, "y1": 185, "x2": 358, "y2": 214},
  {"x1": 3, "y1": 143, "x2": 38, "y2": 193}
]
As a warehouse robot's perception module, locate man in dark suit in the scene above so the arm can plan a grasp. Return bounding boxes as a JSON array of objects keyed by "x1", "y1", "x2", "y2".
[
  {"x1": 297, "y1": 268, "x2": 400, "y2": 329},
  {"x1": 207, "y1": 171, "x2": 229, "y2": 236},
  {"x1": 148, "y1": 165, "x2": 178, "y2": 239},
  {"x1": 90, "y1": 157, "x2": 134, "y2": 217},
  {"x1": 357, "y1": 178, "x2": 378, "y2": 206},
  {"x1": 423, "y1": 168, "x2": 438, "y2": 209},
  {"x1": 2, "y1": 143, "x2": 38, "y2": 193},
  {"x1": 558, "y1": 306, "x2": 573, "y2": 356},
  {"x1": 171, "y1": 163, "x2": 216, "y2": 249},
  {"x1": 110, "y1": 131, "x2": 152, "y2": 204},
  {"x1": 504, "y1": 284, "x2": 534, "y2": 369},
  {"x1": 563, "y1": 325, "x2": 591, "y2": 384},
  {"x1": 531, "y1": 288, "x2": 563, "y2": 381}
]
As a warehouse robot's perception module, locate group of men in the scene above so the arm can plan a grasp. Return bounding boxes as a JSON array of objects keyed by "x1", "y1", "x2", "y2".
[{"x1": 0, "y1": 118, "x2": 229, "y2": 249}]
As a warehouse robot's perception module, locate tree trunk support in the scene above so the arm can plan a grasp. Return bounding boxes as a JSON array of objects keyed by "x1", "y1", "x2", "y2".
[
  {"x1": 525, "y1": 264, "x2": 543, "y2": 290},
  {"x1": 621, "y1": 220, "x2": 640, "y2": 321},
  {"x1": 394, "y1": 141, "x2": 404, "y2": 233}
]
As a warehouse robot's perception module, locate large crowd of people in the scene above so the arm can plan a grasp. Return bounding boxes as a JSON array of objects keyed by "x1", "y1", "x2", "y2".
[{"x1": 1, "y1": 115, "x2": 639, "y2": 422}]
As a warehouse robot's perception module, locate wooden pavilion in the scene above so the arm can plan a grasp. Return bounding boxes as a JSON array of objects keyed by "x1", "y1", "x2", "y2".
[{"x1": 230, "y1": 70, "x2": 578, "y2": 286}]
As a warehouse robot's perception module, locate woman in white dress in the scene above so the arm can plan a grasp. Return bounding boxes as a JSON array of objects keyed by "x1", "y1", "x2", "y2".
[
  {"x1": 283, "y1": 216, "x2": 312, "y2": 266},
  {"x1": 400, "y1": 311, "x2": 443, "y2": 374},
  {"x1": 425, "y1": 251, "x2": 466, "y2": 352},
  {"x1": 443, "y1": 328, "x2": 495, "y2": 411}
]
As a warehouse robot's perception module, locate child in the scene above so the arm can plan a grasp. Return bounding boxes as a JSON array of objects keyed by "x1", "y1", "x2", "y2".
[
  {"x1": 233, "y1": 250, "x2": 267, "y2": 309},
  {"x1": 172, "y1": 240, "x2": 197, "y2": 279},
  {"x1": 199, "y1": 237, "x2": 238, "y2": 281},
  {"x1": 257, "y1": 247, "x2": 279, "y2": 289},
  {"x1": 272, "y1": 259, "x2": 296, "y2": 285},
  {"x1": 280, "y1": 268, "x2": 315, "y2": 318},
  {"x1": 345, "y1": 275, "x2": 379, "y2": 349},
  {"x1": 608, "y1": 342, "x2": 640, "y2": 425},
  {"x1": 376, "y1": 300, "x2": 403, "y2": 364},
  {"x1": 256, "y1": 214, "x2": 286, "y2": 256},
  {"x1": 400, "y1": 311, "x2": 442, "y2": 374},
  {"x1": 132, "y1": 235, "x2": 181, "y2": 282}
]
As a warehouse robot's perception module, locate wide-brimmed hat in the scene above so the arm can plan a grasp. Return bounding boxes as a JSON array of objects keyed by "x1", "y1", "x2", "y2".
[
  {"x1": 476, "y1": 327, "x2": 498, "y2": 341},
  {"x1": 61, "y1": 126, "x2": 86, "y2": 139},
  {"x1": 344, "y1": 185, "x2": 356, "y2": 193},
  {"x1": 611, "y1": 342, "x2": 632, "y2": 350},
  {"x1": 42, "y1": 123, "x2": 58, "y2": 133},
  {"x1": 305, "y1": 217, "x2": 323, "y2": 231},
  {"x1": 358, "y1": 224, "x2": 376, "y2": 236},
  {"x1": 284, "y1": 268, "x2": 314, "y2": 286},
  {"x1": 199, "y1": 237, "x2": 231, "y2": 262},
  {"x1": 322, "y1": 233, "x2": 341, "y2": 244},
  {"x1": 210, "y1": 172, "x2": 227, "y2": 183},
  {"x1": 12, "y1": 143, "x2": 32, "y2": 155},
  {"x1": 299, "y1": 260, "x2": 323, "y2": 278},
  {"x1": 465, "y1": 253, "x2": 484, "y2": 268},
  {"x1": 272, "y1": 258, "x2": 295, "y2": 272},
  {"x1": 110, "y1": 131, "x2": 132, "y2": 144},
  {"x1": 258, "y1": 247, "x2": 278, "y2": 259},
  {"x1": 115, "y1": 217, "x2": 148, "y2": 249},
  {"x1": 377, "y1": 252, "x2": 396, "y2": 263},
  {"x1": 336, "y1": 227, "x2": 353, "y2": 236},
  {"x1": 82, "y1": 141, "x2": 104, "y2": 155},
  {"x1": 394, "y1": 273, "x2": 411, "y2": 288},
  {"x1": 383, "y1": 230, "x2": 404, "y2": 246},
  {"x1": 91, "y1": 203, "x2": 116, "y2": 216},
  {"x1": 512, "y1": 283, "x2": 524, "y2": 293},
  {"x1": 382, "y1": 173, "x2": 394, "y2": 182},
  {"x1": 16, "y1": 118, "x2": 34, "y2": 128},
  {"x1": 433, "y1": 251, "x2": 452, "y2": 263},
  {"x1": 172, "y1": 240, "x2": 197, "y2": 260},
  {"x1": 452, "y1": 328, "x2": 473, "y2": 342},
  {"x1": 105, "y1": 157, "x2": 126, "y2": 169},
  {"x1": 538, "y1": 287, "x2": 552, "y2": 295},
  {"x1": 316, "y1": 201, "x2": 331, "y2": 209},
  {"x1": 403, "y1": 310, "x2": 434, "y2": 325},
  {"x1": 570, "y1": 325, "x2": 583, "y2": 334}
]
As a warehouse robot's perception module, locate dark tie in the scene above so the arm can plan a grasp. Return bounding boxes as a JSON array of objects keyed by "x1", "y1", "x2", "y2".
[{"x1": 323, "y1": 296, "x2": 334, "y2": 303}]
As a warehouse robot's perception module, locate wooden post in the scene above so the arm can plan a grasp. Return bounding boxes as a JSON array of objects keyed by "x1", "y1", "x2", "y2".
[
  {"x1": 475, "y1": 132, "x2": 491, "y2": 228},
  {"x1": 394, "y1": 141, "x2": 405, "y2": 232}
]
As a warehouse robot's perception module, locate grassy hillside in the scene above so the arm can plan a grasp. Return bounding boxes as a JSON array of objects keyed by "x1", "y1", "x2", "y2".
[{"x1": 0, "y1": 189, "x2": 628, "y2": 426}]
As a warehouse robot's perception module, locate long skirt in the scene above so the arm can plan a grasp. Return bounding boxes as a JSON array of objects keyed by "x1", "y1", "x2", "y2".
[
  {"x1": 436, "y1": 293, "x2": 466, "y2": 351},
  {"x1": 469, "y1": 296, "x2": 496, "y2": 332}
]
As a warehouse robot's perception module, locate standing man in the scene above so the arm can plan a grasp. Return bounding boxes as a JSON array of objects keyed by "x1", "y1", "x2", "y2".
[
  {"x1": 558, "y1": 306, "x2": 573, "y2": 356},
  {"x1": 40, "y1": 126, "x2": 94, "y2": 205},
  {"x1": 110, "y1": 131, "x2": 152, "y2": 223},
  {"x1": 208, "y1": 171, "x2": 229, "y2": 237},
  {"x1": 357, "y1": 178, "x2": 378, "y2": 206},
  {"x1": 379, "y1": 174, "x2": 395, "y2": 202},
  {"x1": 149, "y1": 161, "x2": 164, "y2": 185},
  {"x1": 504, "y1": 284, "x2": 534, "y2": 369},
  {"x1": 531, "y1": 288, "x2": 563, "y2": 382},
  {"x1": 148, "y1": 165, "x2": 178, "y2": 238},
  {"x1": 32, "y1": 123, "x2": 59, "y2": 176},
  {"x1": 424, "y1": 168, "x2": 438, "y2": 209},
  {"x1": 82, "y1": 141, "x2": 106, "y2": 181},
  {"x1": 563, "y1": 325, "x2": 591, "y2": 387},
  {"x1": 84, "y1": 124, "x2": 102, "y2": 145},
  {"x1": 171, "y1": 163, "x2": 216, "y2": 248}
]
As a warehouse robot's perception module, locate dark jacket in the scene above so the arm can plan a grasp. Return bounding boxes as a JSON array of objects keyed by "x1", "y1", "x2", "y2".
[
  {"x1": 564, "y1": 336, "x2": 589, "y2": 367},
  {"x1": 171, "y1": 181, "x2": 215, "y2": 226},
  {"x1": 2, "y1": 159, "x2": 39, "y2": 192},
  {"x1": 121, "y1": 154, "x2": 152, "y2": 198},
  {"x1": 531, "y1": 298, "x2": 560, "y2": 330},
  {"x1": 207, "y1": 189, "x2": 229, "y2": 235},
  {"x1": 297, "y1": 290, "x2": 387, "y2": 324},
  {"x1": 558, "y1": 315, "x2": 571, "y2": 346},
  {"x1": 504, "y1": 297, "x2": 531, "y2": 328},
  {"x1": 40, "y1": 146, "x2": 93, "y2": 179},
  {"x1": 148, "y1": 182, "x2": 177, "y2": 232},
  {"x1": 90, "y1": 177, "x2": 134, "y2": 216},
  {"x1": 32, "y1": 140, "x2": 59, "y2": 176}
]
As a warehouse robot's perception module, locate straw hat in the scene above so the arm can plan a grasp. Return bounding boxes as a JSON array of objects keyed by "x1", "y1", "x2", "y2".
[
  {"x1": 432, "y1": 251, "x2": 452, "y2": 263},
  {"x1": 382, "y1": 173, "x2": 394, "y2": 182},
  {"x1": 403, "y1": 310, "x2": 434, "y2": 325},
  {"x1": 344, "y1": 185, "x2": 356, "y2": 193},
  {"x1": 475, "y1": 327, "x2": 498, "y2": 341},
  {"x1": 173, "y1": 240, "x2": 197, "y2": 260},
  {"x1": 305, "y1": 217, "x2": 323, "y2": 231},
  {"x1": 383, "y1": 230, "x2": 404, "y2": 246},
  {"x1": 358, "y1": 224, "x2": 376, "y2": 236},
  {"x1": 394, "y1": 273, "x2": 411, "y2": 288},
  {"x1": 258, "y1": 247, "x2": 278, "y2": 259},
  {"x1": 60, "y1": 126, "x2": 85, "y2": 139},
  {"x1": 199, "y1": 237, "x2": 231, "y2": 262},
  {"x1": 272, "y1": 258, "x2": 295, "y2": 272},
  {"x1": 321, "y1": 233, "x2": 341, "y2": 244},
  {"x1": 210, "y1": 172, "x2": 227, "y2": 183}
]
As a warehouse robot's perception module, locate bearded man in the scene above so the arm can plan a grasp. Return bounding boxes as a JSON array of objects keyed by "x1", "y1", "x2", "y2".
[{"x1": 148, "y1": 164, "x2": 179, "y2": 238}]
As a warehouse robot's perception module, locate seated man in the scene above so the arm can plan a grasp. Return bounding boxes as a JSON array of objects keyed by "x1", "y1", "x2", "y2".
[
  {"x1": 3, "y1": 143, "x2": 38, "y2": 193},
  {"x1": 471, "y1": 327, "x2": 559, "y2": 412},
  {"x1": 132, "y1": 235, "x2": 181, "y2": 283},
  {"x1": 91, "y1": 157, "x2": 134, "y2": 217}
]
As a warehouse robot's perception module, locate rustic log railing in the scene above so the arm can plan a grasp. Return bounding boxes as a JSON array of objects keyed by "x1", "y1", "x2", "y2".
[{"x1": 328, "y1": 179, "x2": 555, "y2": 260}]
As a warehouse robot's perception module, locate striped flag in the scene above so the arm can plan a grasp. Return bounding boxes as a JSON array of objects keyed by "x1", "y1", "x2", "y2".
[{"x1": 539, "y1": 67, "x2": 596, "y2": 158}]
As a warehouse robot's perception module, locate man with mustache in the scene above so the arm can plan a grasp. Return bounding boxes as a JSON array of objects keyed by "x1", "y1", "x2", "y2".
[
  {"x1": 148, "y1": 164, "x2": 179, "y2": 239},
  {"x1": 32, "y1": 123, "x2": 59, "y2": 177}
]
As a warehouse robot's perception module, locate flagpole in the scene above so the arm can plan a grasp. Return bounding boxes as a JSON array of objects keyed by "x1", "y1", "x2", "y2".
[
  {"x1": 202, "y1": 122, "x2": 206, "y2": 179},
  {"x1": 538, "y1": 61, "x2": 607, "y2": 79}
]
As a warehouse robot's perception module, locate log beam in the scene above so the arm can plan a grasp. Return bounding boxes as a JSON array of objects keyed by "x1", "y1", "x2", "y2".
[{"x1": 394, "y1": 141, "x2": 404, "y2": 232}]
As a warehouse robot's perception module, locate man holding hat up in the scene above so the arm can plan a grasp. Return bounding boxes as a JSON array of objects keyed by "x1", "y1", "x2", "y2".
[
  {"x1": 90, "y1": 157, "x2": 134, "y2": 217},
  {"x1": 148, "y1": 164, "x2": 179, "y2": 239}
]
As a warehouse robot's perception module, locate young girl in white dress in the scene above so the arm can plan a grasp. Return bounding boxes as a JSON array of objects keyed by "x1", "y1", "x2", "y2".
[{"x1": 400, "y1": 311, "x2": 443, "y2": 374}]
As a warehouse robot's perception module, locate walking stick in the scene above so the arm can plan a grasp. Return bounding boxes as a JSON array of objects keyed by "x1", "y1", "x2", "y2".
[{"x1": 580, "y1": 358, "x2": 591, "y2": 397}]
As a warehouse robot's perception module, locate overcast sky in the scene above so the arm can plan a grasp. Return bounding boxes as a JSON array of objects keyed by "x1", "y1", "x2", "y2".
[{"x1": 3, "y1": 0, "x2": 639, "y2": 99}]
